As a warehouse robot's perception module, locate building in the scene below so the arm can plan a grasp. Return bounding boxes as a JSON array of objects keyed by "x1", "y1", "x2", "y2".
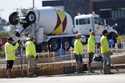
[
  {"x1": 42, "y1": 0, "x2": 125, "y2": 34},
  {"x1": 42, "y1": 0, "x2": 91, "y2": 17},
  {"x1": 91, "y1": 0, "x2": 125, "y2": 34}
]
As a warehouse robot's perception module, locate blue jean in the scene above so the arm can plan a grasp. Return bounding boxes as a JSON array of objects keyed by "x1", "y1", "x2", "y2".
[{"x1": 102, "y1": 54, "x2": 111, "y2": 73}]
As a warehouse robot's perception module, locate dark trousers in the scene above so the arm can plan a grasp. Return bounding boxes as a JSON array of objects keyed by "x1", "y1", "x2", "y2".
[
  {"x1": 88, "y1": 52, "x2": 94, "y2": 72},
  {"x1": 74, "y1": 54, "x2": 83, "y2": 73}
]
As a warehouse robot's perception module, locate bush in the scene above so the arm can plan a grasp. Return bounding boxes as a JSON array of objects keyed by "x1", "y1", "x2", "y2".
[
  {"x1": 0, "y1": 32, "x2": 9, "y2": 37},
  {"x1": 0, "y1": 48, "x2": 5, "y2": 58}
]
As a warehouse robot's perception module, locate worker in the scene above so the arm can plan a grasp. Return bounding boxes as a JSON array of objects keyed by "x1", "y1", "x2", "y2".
[
  {"x1": 25, "y1": 37, "x2": 37, "y2": 76},
  {"x1": 109, "y1": 38, "x2": 115, "y2": 48},
  {"x1": 4, "y1": 37, "x2": 19, "y2": 78},
  {"x1": 73, "y1": 33, "x2": 84, "y2": 73},
  {"x1": 100, "y1": 30, "x2": 113, "y2": 74},
  {"x1": 117, "y1": 34, "x2": 122, "y2": 48},
  {"x1": 87, "y1": 32, "x2": 96, "y2": 73}
]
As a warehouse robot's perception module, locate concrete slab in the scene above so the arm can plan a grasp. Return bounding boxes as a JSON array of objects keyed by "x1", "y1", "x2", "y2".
[{"x1": 0, "y1": 73, "x2": 125, "y2": 83}]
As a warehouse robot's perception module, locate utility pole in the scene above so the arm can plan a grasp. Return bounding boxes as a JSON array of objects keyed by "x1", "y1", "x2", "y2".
[{"x1": 33, "y1": 0, "x2": 35, "y2": 9}]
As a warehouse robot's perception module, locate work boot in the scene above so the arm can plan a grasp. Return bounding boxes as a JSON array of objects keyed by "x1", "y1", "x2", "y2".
[
  {"x1": 88, "y1": 66, "x2": 95, "y2": 73},
  {"x1": 103, "y1": 65, "x2": 114, "y2": 74}
]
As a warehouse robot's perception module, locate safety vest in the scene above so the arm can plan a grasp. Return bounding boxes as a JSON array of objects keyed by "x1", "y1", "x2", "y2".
[
  {"x1": 87, "y1": 35, "x2": 95, "y2": 53},
  {"x1": 4, "y1": 42, "x2": 19, "y2": 60},
  {"x1": 117, "y1": 36, "x2": 122, "y2": 44},
  {"x1": 100, "y1": 35, "x2": 109, "y2": 53},
  {"x1": 25, "y1": 40, "x2": 36, "y2": 58},
  {"x1": 73, "y1": 39, "x2": 84, "y2": 55}
]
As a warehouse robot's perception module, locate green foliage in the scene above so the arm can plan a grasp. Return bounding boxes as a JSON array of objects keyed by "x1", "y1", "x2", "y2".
[
  {"x1": 0, "y1": 48, "x2": 4, "y2": 57},
  {"x1": 121, "y1": 35, "x2": 125, "y2": 41},
  {"x1": 0, "y1": 32, "x2": 9, "y2": 37}
]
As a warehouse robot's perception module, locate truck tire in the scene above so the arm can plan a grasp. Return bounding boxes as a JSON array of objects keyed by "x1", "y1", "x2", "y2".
[
  {"x1": 9, "y1": 12, "x2": 19, "y2": 25},
  {"x1": 49, "y1": 39, "x2": 61, "y2": 51},
  {"x1": 26, "y1": 11, "x2": 36, "y2": 24}
]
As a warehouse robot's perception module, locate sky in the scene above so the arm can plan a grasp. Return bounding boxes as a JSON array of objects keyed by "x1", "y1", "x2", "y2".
[{"x1": 0, "y1": 0, "x2": 42, "y2": 21}]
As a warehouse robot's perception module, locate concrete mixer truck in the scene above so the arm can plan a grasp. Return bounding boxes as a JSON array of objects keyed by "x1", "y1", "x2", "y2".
[{"x1": 8, "y1": 7, "x2": 117, "y2": 52}]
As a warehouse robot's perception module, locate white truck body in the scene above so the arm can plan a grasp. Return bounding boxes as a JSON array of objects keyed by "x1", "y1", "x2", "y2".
[{"x1": 33, "y1": 7, "x2": 73, "y2": 35}]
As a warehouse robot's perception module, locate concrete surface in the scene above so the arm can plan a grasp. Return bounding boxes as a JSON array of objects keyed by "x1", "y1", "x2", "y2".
[
  {"x1": 0, "y1": 73, "x2": 125, "y2": 83},
  {"x1": 0, "y1": 49, "x2": 125, "y2": 77}
]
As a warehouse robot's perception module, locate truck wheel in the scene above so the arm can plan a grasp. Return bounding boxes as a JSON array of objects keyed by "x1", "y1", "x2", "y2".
[
  {"x1": 49, "y1": 39, "x2": 61, "y2": 51},
  {"x1": 62, "y1": 39, "x2": 71, "y2": 51},
  {"x1": 9, "y1": 12, "x2": 19, "y2": 25},
  {"x1": 26, "y1": 11, "x2": 36, "y2": 24}
]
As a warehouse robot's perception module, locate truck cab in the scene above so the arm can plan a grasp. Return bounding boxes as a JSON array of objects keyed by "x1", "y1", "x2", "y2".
[
  {"x1": 74, "y1": 13, "x2": 117, "y2": 45},
  {"x1": 74, "y1": 13, "x2": 104, "y2": 35}
]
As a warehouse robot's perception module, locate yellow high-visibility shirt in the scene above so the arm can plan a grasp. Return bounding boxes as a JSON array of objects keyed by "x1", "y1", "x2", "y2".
[
  {"x1": 4, "y1": 42, "x2": 19, "y2": 60},
  {"x1": 87, "y1": 35, "x2": 96, "y2": 53},
  {"x1": 100, "y1": 35, "x2": 109, "y2": 53},
  {"x1": 25, "y1": 40, "x2": 36, "y2": 58},
  {"x1": 73, "y1": 39, "x2": 84, "y2": 55},
  {"x1": 117, "y1": 36, "x2": 122, "y2": 44}
]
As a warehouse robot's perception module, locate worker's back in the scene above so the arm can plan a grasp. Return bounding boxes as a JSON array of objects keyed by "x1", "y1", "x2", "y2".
[
  {"x1": 74, "y1": 38, "x2": 84, "y2": 55},
  {"x1": 4, "y1": 42, "x2": 19, "y2": 60},
  {"x1": 100, "y1": 35, "x2": 109, "y2": 54},
  {"x1": 25, "y1": 40, "x2": 36, "y2": 58},
  {"x1": 87, "y1": 35, "x2": 95, "y2": 53}
]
